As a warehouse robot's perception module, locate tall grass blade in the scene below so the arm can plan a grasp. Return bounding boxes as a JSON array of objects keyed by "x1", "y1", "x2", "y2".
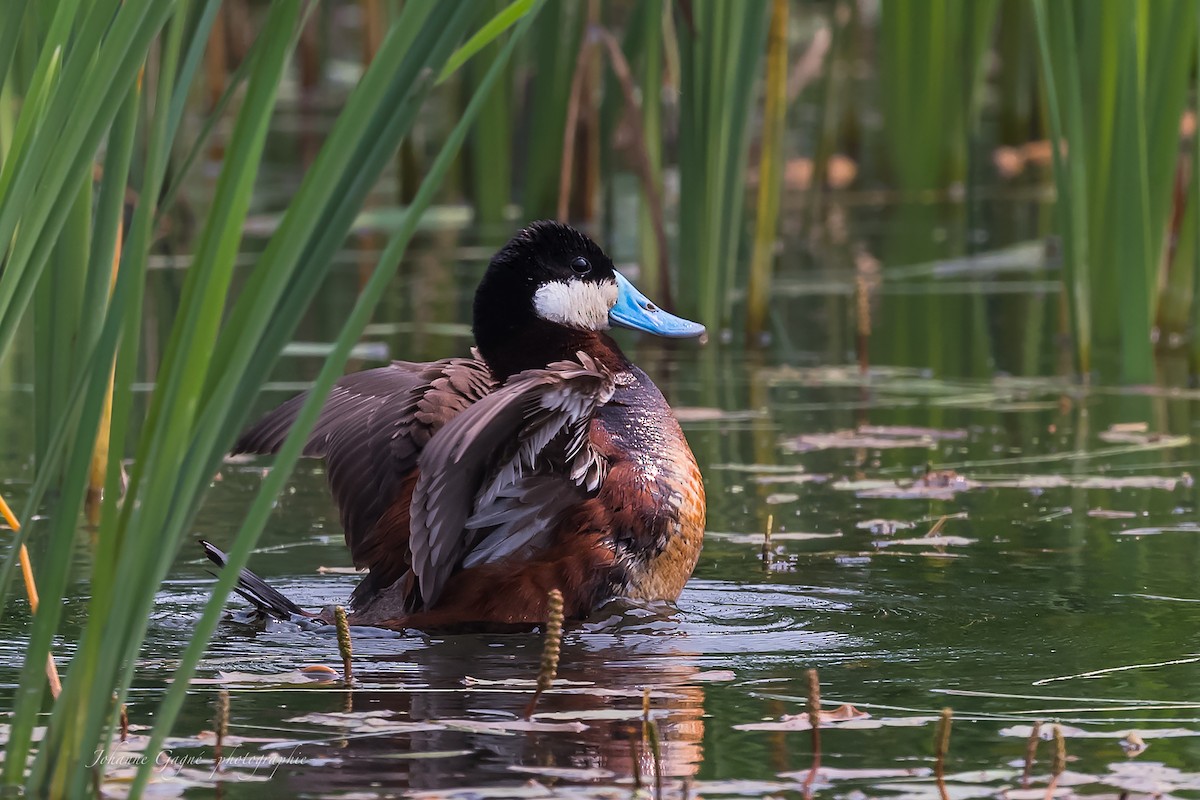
[
  {"x1": 676, "y1": 0, "x2": 770, "y2": 329},
  {"x1": 438, "y1": 0, "x2": 533, "y2": 83},
  {"x1": 133, "y1": 14, "x2": 542, "y2": 792},
  {"x1": 1031, "y1": 0, "x2": 1091, "y2": 376},
  {"x1": 745, "y1": 0, "x2": 787, "y2": 341}
]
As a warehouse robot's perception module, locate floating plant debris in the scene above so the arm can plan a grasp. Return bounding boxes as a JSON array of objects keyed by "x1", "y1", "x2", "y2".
[
  {"x1": 733, "y1": 703, "x2": 871, "y2": 731},
  {"x1": 784, "y1": 425, "x2": 968, "y2": 453},
  {"x1": 856, "y1": 519, "x2": 918, "y2": 534}
]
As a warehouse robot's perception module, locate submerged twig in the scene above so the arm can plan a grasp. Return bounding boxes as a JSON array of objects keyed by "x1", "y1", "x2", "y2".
[
  {"x1": 0, "y1": 493, "x2": 62, "y2": 698},
  {"x1": 334, "y1": 605, "x2": 353, "y2": 684},
  {"x1": 802, "y1": 668, "x2": 821, "y2": 795},
  {"x1": 925, "y1": 515, "x2": 950, "y2": 538},
  {"x1": 1021, "y1": 721, "x2": 1042, "y2": 789},
  {"x1": 934, "y1": 707, "x2": 953, "y2": 800},
  {"x1": 214, "y1": 689, "x2": 230, "y2": 772},
  {"x1": 523, "y1": 588, "x2": 564, "y2": 719}
]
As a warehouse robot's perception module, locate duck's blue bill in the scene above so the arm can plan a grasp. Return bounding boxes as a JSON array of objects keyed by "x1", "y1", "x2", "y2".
[{"x1": 610, "y1": 271, "x2": 706, "y2": 338}]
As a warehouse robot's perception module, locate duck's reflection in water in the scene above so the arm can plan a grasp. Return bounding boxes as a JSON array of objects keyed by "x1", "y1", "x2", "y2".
[{"x1": 284, "y1": 612, "x2": 706, "y2": 795}]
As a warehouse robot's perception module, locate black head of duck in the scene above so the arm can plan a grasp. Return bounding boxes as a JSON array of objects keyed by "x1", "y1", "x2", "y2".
[
  {"x1": 472, "y1": 220, "x2": 704, "y2": 378},
  {"x1": 212, "y1": 221, "x2": 707, "y2": 631}
]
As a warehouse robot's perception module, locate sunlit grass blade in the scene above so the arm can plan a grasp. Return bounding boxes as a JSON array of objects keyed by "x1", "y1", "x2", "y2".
[
  {"x1": 676, "y1": 0, "x2": 770, "y2": 330},
  {"x1": 438, "y1": 0, "x2": 533, "y2": 83},
  {"x1": 1031, "y1": 0, "x2": 1091, "y2": 376},
  {"x1": 0, "y1": 0, "x2": 170, "y2": 365},
  {"x1": 745, "y1": 0, "x2": 787, "y2": 342}
]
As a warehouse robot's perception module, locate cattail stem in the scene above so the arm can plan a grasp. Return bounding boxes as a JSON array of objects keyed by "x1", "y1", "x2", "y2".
[
  {"x1": 334, "y1": 605, "x2": 353, "y2": 684},
  {"x1": 86, "y1": 215, "x2": 122, "y2": 528},
  {"x1": 1021, "y1": 721, "x2": 1042, "y2": 789},
  {"x1": 523, "y1": 589, "x2": 564, "y2": 719},
  {"x1": 0, "y1": 493, "x2": 62, "y2": 698},
  {"x1": 629, "y1": 729, "x2": 643, "y2": 789},
  {"x1": 119, "y1": 701, "x2": 129, "y2": 743},
  {"x1": 934, "y1": 707, "x2": 953, "y2": 800},
  {"x1": 1052, "y1": 723, "x2": 1066, "y2": 774},
  {"x1": 214, "y1": 689, "x2": 230, "y2": 772},
  {"x1": 802, "y1": 668, "x2": 821, "y2": 793}
]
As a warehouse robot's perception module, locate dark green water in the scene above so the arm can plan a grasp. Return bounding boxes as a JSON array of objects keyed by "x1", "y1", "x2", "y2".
[{"x1": 3, "y1": 227, "x2": 1200, "y2": 796}]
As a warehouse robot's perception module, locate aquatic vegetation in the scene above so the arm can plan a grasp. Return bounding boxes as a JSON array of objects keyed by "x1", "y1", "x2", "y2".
[
  {"x1": 0, "y1": 1, "x2": 544, "y2": 793},
  {"x1": 7, "y1": 2, "x2": 1200, "y2": 797}
]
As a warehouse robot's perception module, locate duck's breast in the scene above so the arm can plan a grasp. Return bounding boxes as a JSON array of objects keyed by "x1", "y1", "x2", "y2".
[{"x1": 593, "y1": 366, "x2": 706, "y2": 602}]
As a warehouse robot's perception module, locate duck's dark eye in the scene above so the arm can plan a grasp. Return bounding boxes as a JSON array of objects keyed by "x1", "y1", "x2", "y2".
[{"x1": 570, "y1": 256, "x2": 591, "y2": 275}]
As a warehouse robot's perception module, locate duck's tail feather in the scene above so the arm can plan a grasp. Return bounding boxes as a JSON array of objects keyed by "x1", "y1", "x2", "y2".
[{"x1": 199, "y1": 539, "x2": 310, "y2": 621}]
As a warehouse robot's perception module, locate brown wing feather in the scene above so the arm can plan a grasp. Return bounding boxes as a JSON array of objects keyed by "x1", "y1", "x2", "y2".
[
  {"x1": 409, "y1": 353, "x2": 614, "y2": 609},
  {"x1": 233, "y1": 355, "x2": 495, "y2": 605}
]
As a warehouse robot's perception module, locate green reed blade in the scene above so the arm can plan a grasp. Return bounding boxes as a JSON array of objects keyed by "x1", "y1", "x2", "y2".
[
  {"x1": 746, "y1": 0, "x2": 787, "y2": 341},
  {"x1": 1111, "y1": 0, "x2": 1153, "y2": 383},
  {"x1": 464, "y1": 0, "x2": 515, "y2": 230},
  {"x1": 438, "y1": 0, "x2": 533, "y2": 83},
  {"x1": 158, "y1": 12, "x2": 265, "y2": 219},
  {"x1": 0, "y1": 0, "x2": 167, "y2": 366},
  {"x1": 134, "y1": 13, "x2": 543, "y2": 792},
  {"x1": 36, "y1": 7, "x2": 297, "y2": 790},
  {"x1": 634, "y1": 0, "x2": 664, "y2": 300},
  {"x1": 1031, "y1": 0, "x2": 1091, "y2": 376},
  {"x1": 0, "y1": 0, "x2": 30, "y2": 107},
  {"x1": 677, "y1": 0, "x2": 769, "y2": 330},
  {"x1": 82, "y1": 7, "x2": 484, "y2": 791},
  {"x1": 522, "y1": 0, "x2": 582, "y2": 218}
]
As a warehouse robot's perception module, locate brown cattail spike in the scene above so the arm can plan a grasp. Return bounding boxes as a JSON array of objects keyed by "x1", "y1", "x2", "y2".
[
  {"x1": 1022, "y1": 721, "x2": 1042, "y2": 788},
  {"x1": 334, "y1": 605, "x2": 353, "y2": 684},
  {"x1": 1044, "y1": 724, "x2": 1067, "y2": 800},
  {"x1": 537, "y1": 589, "x2": 564, "y2": 694},
  {"x1": 523, "y1": 589, "x2": 564, "y2": 718},
  {"x1": 214, "y1": 689, "x2": 230, "y2": 772},
  {"x1": 1052, "y1": 723, "x2": 1066, "y2": 776}
]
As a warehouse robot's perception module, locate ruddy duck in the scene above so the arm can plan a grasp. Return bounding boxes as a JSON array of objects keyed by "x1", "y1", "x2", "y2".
[{"x1": 206, "y1": 221, "x2": 706, "y2": 630}]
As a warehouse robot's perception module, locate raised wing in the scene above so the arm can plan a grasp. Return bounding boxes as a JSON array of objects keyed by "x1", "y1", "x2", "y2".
[
  {"x1": 409, "y1": 353, "x2": 616, "y2": 609},
  {"x1": 233, "y1": 354, "x2": 495, "y2": 601}
]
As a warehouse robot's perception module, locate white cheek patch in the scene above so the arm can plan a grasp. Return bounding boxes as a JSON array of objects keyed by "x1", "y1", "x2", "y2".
[{"x1": 533, "y1": 279, "x2": 618, "y2": 331}]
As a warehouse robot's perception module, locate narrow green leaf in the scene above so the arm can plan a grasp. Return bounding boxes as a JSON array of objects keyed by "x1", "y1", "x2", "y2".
[{"x1": 437, "y1": 0, "x2": 533, "y2": 83}]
